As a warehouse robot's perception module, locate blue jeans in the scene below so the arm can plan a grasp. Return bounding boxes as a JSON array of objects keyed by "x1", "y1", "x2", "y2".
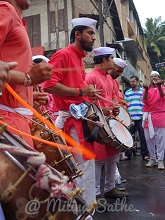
[{"x1": 125, "y1": 119, "x2": 149, "y2": 158}]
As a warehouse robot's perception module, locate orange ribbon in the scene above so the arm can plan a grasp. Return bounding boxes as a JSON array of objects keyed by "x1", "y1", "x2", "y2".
[
  {"x1": 5, "y1": 83, "x2": 95, "y2": 159},
  {"x1": 0, "y1": 120, "x2": 80, "y2": 155}
]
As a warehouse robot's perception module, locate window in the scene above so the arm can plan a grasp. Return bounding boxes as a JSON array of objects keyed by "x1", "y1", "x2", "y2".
[
  {"x1": 24, "y1": 14, "x2": 41, "y2": 47},
  {"x1": 50, "y1": 9, "x2": 65, "y2": 33}
]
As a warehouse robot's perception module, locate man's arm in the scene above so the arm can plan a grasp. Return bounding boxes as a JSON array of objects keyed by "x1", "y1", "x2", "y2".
[
  {"x1": 8, "y1": 62, "x2": 53, "y2": 86},
  {"x1": 143, "y1": 84, "x2": 149, "y2": 100},
  {"x1": 0, "y1": 61, "x2": 18, "y2": 92},
  {"x1": 156, "y1": 80, "x2": 165, "y2": 98},
  {"x1": 44, "y1": 82, "x2": 101, "y2": 97}
]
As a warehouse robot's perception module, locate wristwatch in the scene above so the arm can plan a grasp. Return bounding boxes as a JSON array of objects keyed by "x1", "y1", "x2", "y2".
[
  {"x1": 79, "y1": 88, "x2": 83, "y2": 96},
  {"x1": 24, "y1": 74, "x2": 32, "y2": 87}
]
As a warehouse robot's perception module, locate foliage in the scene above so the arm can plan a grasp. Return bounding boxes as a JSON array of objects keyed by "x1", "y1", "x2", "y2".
[{"x1": 143, "y1": 16, "x2": 165, "y2": 76}]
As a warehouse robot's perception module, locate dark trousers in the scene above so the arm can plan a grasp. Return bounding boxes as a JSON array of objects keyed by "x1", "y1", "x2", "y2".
[{"x1": 125, "y1": 119, "x2": 149, "y2": 158}]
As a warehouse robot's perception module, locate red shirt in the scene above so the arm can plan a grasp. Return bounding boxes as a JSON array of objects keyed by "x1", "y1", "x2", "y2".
[
  {"x1": 42, "y1": 44, "x2": 95, "y2": 159},
  {"x1": 0, "y1": 2, "x2": 33, "y2": 146},
  {"x1": 85, "y1": 67, "x2": 118, "y2": 160},
  {"x1": 42, "y1": 44, "x2": 89, "y2": 111},
  {"x1": 0, "y1": 2, "x2": 32, "y2": 108}
]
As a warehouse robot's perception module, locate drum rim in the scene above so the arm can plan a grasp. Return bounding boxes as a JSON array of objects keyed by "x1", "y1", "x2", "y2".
[
  {"x1": 108, "y1": 117, "x2": 134, "y2": 148},
  {"x1": 117, "y1": 106, "x2": 131, "y2": 127}
]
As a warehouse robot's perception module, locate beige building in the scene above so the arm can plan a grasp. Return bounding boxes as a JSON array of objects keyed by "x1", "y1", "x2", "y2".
[
  {"x1": 115, "y1": 0, "x2": 152, "y2": 86},
  {"x1": 23, "y1": 0, "x2": 152, "y2": 90}
]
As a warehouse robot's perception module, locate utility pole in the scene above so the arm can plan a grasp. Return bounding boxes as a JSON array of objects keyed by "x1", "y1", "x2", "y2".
[
  {"x1": 98, "y1": 0, "x2": 104, "y2": 46},
  {"x1": 55, "y1": 0, "x2": 59, "y2": 50},
  {"x1": 47, "y1": 0, "x2": 51, "y2": 50}
]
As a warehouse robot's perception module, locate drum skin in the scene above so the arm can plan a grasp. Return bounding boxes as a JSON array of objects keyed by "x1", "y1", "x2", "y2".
[
  {"x1": 85, "y1": 104, "x2": 134, "y2": 152},
  {"x1": 116, "y1": 106, "x2": 131, "y2": 127}
]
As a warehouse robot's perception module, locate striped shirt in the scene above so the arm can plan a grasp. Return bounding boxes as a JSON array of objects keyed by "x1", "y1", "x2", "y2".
[{"x1": 124, "y1": 87, "x2": 144, "y2": 120}]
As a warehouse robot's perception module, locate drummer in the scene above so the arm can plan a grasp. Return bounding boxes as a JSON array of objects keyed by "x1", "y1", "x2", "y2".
[
  {"x1": 32, "y1": 55, "x2": 51, "y2": 109},
  {"x1": 108, "y1": 58, "x2": 129, "y2": 190},
  {"x1": 109, "y1": 58, "x2": 128, "y2": 106},
  {"x1": 32, "y1": 55, "x2": 58, "y2": 124},
  {"x1": 0, "y1": 0, "x2": 52, "y2": 147},
  {"x1": 42, "y1": 17, "x2": 101, "y2": 219},
  {"x1": 85, "y1": 47, "x2": 129, "y2": 207}
]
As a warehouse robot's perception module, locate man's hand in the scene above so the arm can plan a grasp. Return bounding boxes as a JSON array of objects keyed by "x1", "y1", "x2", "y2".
[
  {"x1": 102, "y1": 106, "x2": 112, "y2": 116},
  {"x1": 82, "y1": 85, "x2": 102, "y2": 98},
  {"x1": 155, "y1": 79, "x2": 164, "y2": 87},
  {"x1": 113, "y1": 105, "x2": 120, "y2": 116},
  {"x1": 143, "y1": 83, "x2": 149, "y2": 90},
  {"x1": 0, "y1": 61, "x2": 18, "y2": 92},
  {"x1": 28, "y1": 63, "x2": 53, "y2": 85},
  {"x1": 33, "y1": 91, "x2": 48, "y2": 106}
]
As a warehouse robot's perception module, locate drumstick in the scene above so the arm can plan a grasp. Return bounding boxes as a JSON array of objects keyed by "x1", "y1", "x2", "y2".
[
  {"x1": 83, "y1": 81, "x2": 115, "y2": 106},
  {"x1": 52, "y1": 66, "x2": 85, "y2": 72},
  {"x1": 29, "y1": 65, "x2": 85, "y2": 72},
  {"x1": 95, "y1": 93, "x2": 114, "y2": 106}
]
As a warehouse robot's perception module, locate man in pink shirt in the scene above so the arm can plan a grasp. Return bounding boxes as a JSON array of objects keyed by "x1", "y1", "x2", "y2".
[
  {"x1": 42, "y1": 17, "x2": 101, "y2": 218},
  {"x1": 85, "y1": 48, "x2": 128, "y2": 206},
  {"x1": 32, "y1": 55, "x2": 58, "y2": 124},
  {"x1": 108, "y1": 58, "x2": 128, "y2": 191},
  {"x1": 110, "y1": 58, "x2": 127, "y2": 101},
  {"x1": 0, "y1": 0, "x2": 52, "y2": 146},
  {"x1": 143, "y1": 71, "x2": 165, "y2": 169}
]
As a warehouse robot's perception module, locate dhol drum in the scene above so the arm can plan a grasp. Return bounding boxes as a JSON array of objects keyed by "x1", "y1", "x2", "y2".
[
  {"x1": 0, "y1": 129, "x2": 91, "y2": 220},
  {"x1": 116, "y1": 106, "x2": 131, "y2": 127},
  {"x1": 0, "y1": 150, "x2": 77, "y2": 220},
  {"x1": 106, "y1": 117, "x2": 134, "y2": 152},
  {"x1": 85, "y1": 104, "x2": 133, "y2": 152},
  {"x1": 31, "y1": 114, "x2": 84, "y2": 181}
]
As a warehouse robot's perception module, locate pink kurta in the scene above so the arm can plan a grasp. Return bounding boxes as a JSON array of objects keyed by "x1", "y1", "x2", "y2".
[
  {"x1": 142, "y1": 86, "x2": 165, "y2": 128},
  {"x1": 39, "y1": 92, "x2": 58, "y2": 124},
  {"x1": 113, "y1": 78, "x2": 123, "y2": 99},
  {"x1": 85, "y1": 67, "x2": 118, "y2": 160},
  {"x1": 0, "y1": 2, "x2": 33, "y2": 146}
]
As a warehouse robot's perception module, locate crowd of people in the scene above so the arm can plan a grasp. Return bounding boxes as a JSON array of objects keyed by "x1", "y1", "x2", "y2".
[{"x1": 0, "y1": 0, "x2": 165, "y2": 220}]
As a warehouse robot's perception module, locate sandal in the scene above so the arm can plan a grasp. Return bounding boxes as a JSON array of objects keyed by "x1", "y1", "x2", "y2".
[
  {"x1": 121, "y1": 156, "x2": 132, "y2": 161},
  {"x1": 143, "y1": 156, "x2": 150, "y2": 161}
]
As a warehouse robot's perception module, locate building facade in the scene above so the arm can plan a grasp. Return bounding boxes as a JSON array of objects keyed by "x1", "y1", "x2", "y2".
[{"x1": 23, "y1": 0, "x2": 152, "y2": 92}]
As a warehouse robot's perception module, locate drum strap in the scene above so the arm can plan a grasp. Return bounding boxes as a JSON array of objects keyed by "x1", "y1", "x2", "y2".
[{"x1": 82, "y1": 119, "x2": 100, "y2": 142}]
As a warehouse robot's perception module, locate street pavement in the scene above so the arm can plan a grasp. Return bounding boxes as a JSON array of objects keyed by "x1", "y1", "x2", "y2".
[{"x1": 93, "y1": 155, "x2": 165, "y2": 220}]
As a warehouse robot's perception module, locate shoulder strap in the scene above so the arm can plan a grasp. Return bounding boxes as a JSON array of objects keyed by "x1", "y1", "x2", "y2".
[{"x1": 82, "y1": 119, "x2": 100, "y2": 142}]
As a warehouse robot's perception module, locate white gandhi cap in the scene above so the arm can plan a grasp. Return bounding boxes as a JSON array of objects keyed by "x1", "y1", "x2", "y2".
[
  {"x1": 93, "y1": 47, "x2": 115, "y2": 56},
  {"x1": 150, "y1": 70, "x2": 160, "y2": 76},
  {"x1": 32, "y1": 55, "x2": 49, "y2": 63},
  {"x1": 71, "y1": 17, "x2": 97, "y2": 29},
  {"x1": 114, "y1": 58, "x2": 127, "y2": 69}
]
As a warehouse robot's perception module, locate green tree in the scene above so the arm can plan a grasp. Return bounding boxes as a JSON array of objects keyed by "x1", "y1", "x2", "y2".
[{"x1": 143, "y1": 16, "x2": 165, "y2": 72}]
